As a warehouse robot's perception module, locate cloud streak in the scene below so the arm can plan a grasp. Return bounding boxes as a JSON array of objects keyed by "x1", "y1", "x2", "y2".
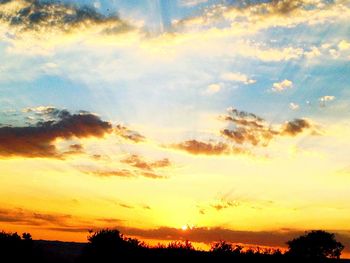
[
  {"x1": 115, "y1": 125, "x2": 146, "y2": 143},
  {"x1": 121, "y1": 154, "x2": 171, "y2": 171}
]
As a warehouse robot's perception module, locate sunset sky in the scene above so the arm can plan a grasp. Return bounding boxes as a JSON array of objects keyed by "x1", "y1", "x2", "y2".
[{"x1": 1, "y1": 0, "x2": 350, "y2": 254}]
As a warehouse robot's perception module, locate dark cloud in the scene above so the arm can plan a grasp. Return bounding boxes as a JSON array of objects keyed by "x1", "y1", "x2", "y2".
[
  {"x1": 118, "y1": 203, "x2": 134, "y2": 209},
  {"x1": 0, "y1": 0, "x2": 131, "y2": 35},
  {"x1": 221, "y1": 108, "x2": 313, "y2": 146},
  {"x1": 121, "y1": 154, "x2": 171, "y2": 171},
  {"x1": 142, "y1": 205, "x2": 152, "y2": 210},
  {"x1": 0, "y1": 207, "x2": 125, "y2": 233},
  {"x1": 171, "y1": 108, "x2": 315, "y2": 156},
  {"x1": 268, "y1": 0, "x2": 304, "y2": 15},
  {"x1": 281, "y1": 119, "x2": 311, "y2": 136},
  {"x1": 211, "y1": 199, "x2": 240, "y2": 211},
  {"x1": 171, "y1": 139, "x2": 250, "y2": 156},
  {"x1": 0, "y1": 108, "x2": 112, "y2": 158},
  {"x1": 115, "y1": 125, "x2": 146, "y2": 143},
  {"x1": 0, "y1": 208, "x2": 72, "y2": 227},
  {"x1": 172, "y1": 140, "x2": 230, "y2": 155},
  {"x1": 69, "y1": 143, "x2": 84, "y2": 152},
  {"x1": 221, "y1": 108, "x2": 278, "y2": 147}
]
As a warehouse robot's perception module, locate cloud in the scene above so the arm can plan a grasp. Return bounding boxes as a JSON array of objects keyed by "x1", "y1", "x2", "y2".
[
  {"x1": 272, "y1": 79, "x2": 293, "y2": 92},
  {"x1": 338, "y1": 40, "x2": 350, "y2": 51},
  {"x1": 172, "y1": 140, "x2": 230, "y2": 155},
  {"x1": 171, "y1": 107, "x2": 315, "y2": 156},
  {"x1": 176, "y1": 0, "x2": 350, "y2": 36},
  {"x1": 0, "y1": 207, "x2": 72, "y2": 227},
  {"x1": 319, "y1": 95, "x2": 336, "y2": 107},
  {"x1": 0, "y1": 0, "x2": 131, "y2": 36},
  {"x1": 140, "y1": 171, "x2": 168, "y2": 179},
  {"x1": 221, "y1": 108, "x2": 314, "y2": 146},
  {"x1": 171, "y1": 139, "x2": 250, "y2": 156},
  {"x1": 121, "y1": 154, "x2": 171, "y2": 171},
  {"x1": 179, "y1": 0, "x2": 208, "y2": 7},
  {"x1": 320, "y1": 95, "x2": 335, "y2": 101},
  {"x1": 221, "y1": 72, "x2": 256, "y2": 85},
  {"x1": 0, "y1": 206, "x2": 124, "y2": 232},
  {"x1": 221, "y1": 108, "x2": 277, "y2": 147},
  {"x1": 115, "y1": 124, "x2": 146, "y2": 143},
  {"x1": 289, "y1": 103, "x2": 300, "y2": 111},
  {"x1": 86, "y1": 169, "x2": 135, "y2": 178},
  {"x1": 0, "y1": 108, "x2": 112, "y2": 158},
  {"x1": 211, "y1": 199, "x2": 240, "y2": 211},
  {"x1": 204, "y1": 83, "x2": 221, "y2": 95},
  {"x1": 118, "y1": 203, "x2": 134, "y2": 209},
  {"x1": 281, "y1": 119, "x2": 311, "y2": 136},
  {"x1": 83, "y1": 167, "x2": 167, "y2": 180}
]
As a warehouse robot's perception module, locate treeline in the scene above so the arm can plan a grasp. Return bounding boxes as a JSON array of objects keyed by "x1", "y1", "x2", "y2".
[{"x1": 0, "y1": 229, "x2": 346, "y2": 263}]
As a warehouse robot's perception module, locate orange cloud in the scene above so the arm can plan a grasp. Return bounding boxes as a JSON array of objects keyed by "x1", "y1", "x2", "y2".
[{"x1": 121, "y1": 154, "x2": 171, "y2": 171}]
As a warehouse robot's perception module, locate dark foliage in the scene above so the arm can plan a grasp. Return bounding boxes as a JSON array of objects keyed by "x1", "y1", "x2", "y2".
[
  {"x1": 0, "y1": 231, "x2": 33, "y2": 261},
  {"x1": 286, "y1": 230, "x2": 344, "y2": 260}
]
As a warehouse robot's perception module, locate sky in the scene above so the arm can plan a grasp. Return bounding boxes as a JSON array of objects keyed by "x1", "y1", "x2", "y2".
[{"x1": 0, "y1": 0, "x2": 350, "y2": 255}]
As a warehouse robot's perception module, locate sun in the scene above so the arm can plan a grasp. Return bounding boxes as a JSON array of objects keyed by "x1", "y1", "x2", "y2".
[{"x1": 181, "y1": 225, "x2": 188, "y2": 231}]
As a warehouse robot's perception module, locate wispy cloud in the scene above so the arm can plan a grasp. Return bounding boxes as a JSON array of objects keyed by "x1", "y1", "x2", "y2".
[
  {"x1": 319, "y1": 95, "x2": 336, "y2": 107},
  {"x1": 179, "y1": 0, "x2": 208, "y2": 7},
  {"x1": 221, "y1": 72, "x2": 256, "y2": 85},
  {"x1": 121, "y1": 154, "x2": 171, "y2": 171},
  {"x1": 289, "y1": 103, "x2": 300, "y2": 111},
  {"x1": 115, "y1": 125, "x2": 146, "y2": 143}
]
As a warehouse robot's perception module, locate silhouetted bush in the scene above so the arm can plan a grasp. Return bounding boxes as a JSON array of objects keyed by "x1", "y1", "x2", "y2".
[
  {"x1": 0, "y1": 231, "x2": 33, "y2": 262},
  {"x1": 80, "y1": 229, "x2": 147, "y2": 262},
  {"x1": 286, "y1": 230, "x2": 344, "y2": 260}
]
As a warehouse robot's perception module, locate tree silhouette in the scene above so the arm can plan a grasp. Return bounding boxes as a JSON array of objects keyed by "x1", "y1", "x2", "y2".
[
  {"x1": 286, "y1": 230, "x2": 344, "y2": 259},
  {"x1": 80, "y1": 229, "x2": 147, "y2": 262}
]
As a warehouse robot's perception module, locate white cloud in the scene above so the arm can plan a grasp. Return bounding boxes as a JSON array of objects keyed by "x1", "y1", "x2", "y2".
[
  {"x1": 304, "y1": 46, "x2": 321, "y2": 59},
  {"x1": 289, "y1": 103, "x2": 300, "y2": 111},
  {"x1": 320, "y1": 96, "x2": 335, "y2": 102},
  {"x1": 221, "y1": 72, "x2": 256, "y2": 85},
  {"x1": 93, "y1": 1, "x2": 101, "y2": 9},
  {"x1": 179, "y1": 0, "x2": 208, "y2": 7},
  {"x1": 272, "y1": 80, "x2": 293, "y2": 92},
  {"x1": 319, "y1": 96, "x2": 336, "y2": 107},
  {"x1": 338, "y1": 40, "x2": 350, "y2": 51},
  {"x1": 205, "y1": 83, "x2": 221, "y2": 95}
]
